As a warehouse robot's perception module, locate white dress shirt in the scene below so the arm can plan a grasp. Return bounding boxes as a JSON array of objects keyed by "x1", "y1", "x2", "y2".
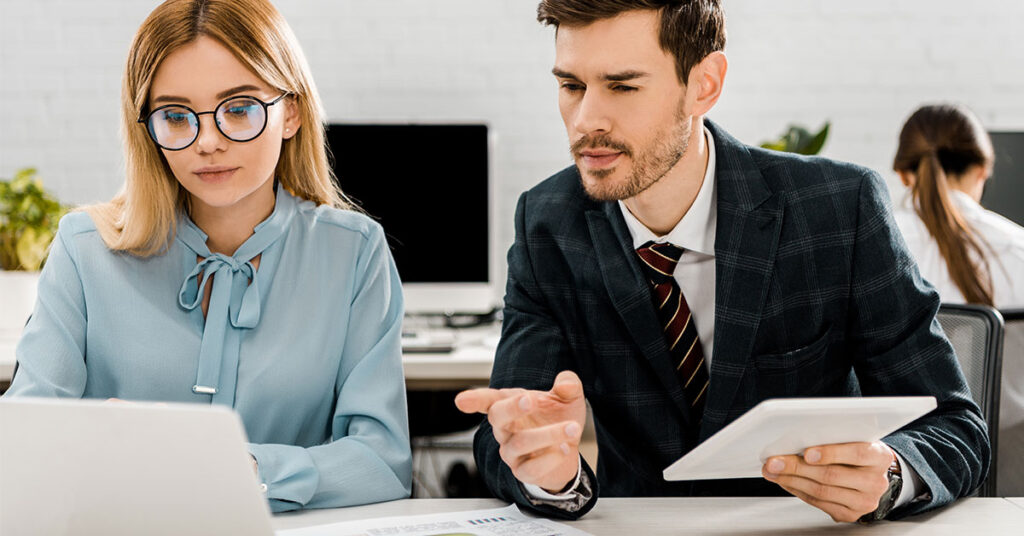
[
  {"x1": 893, "y1": 188, "x2": 1024, "y2": 308},
  {"x1": 618, "y1": 126, "x2": 718, "y2": 364},
  {"x1": 526, "y1": 127, "x2": 922, "y2": 509}
]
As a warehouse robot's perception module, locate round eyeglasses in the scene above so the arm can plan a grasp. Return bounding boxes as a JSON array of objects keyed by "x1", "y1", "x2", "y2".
[{"x1": 137, "y1": 93, "x2": 290, "y2": 151}]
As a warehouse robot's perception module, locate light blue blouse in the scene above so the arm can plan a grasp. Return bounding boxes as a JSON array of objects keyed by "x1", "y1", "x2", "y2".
[{"x1": 4, "y1": 184, "x2": 412, "y2": 512}]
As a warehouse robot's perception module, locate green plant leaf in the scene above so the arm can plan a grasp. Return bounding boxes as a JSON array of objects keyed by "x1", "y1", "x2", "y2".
[
  {"x1": 15, "y1": 227, "x2": 50, "y2": 271},
  {"x1": 760, "y1": 121, "x2": 830, "y2": 156},
  {"x1": 800, "y1": 122, "x2": 831, "y2": 156},
  {"x1": 0, "y1": 167, "x2": 67, "y2": 271}
]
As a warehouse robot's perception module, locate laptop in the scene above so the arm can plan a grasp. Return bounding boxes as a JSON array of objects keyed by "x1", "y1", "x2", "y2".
[{"x1": 0, "y1": 397, "x2": 274, "y2": 535}]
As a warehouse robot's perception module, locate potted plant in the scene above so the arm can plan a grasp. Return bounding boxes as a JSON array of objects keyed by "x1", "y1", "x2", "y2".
[
  {"x1": 760, "y1": 121, "x2": 831, "y2": 155},
  {"x1": 0, "y1": 168, "x2": 68, "y2": 337}
]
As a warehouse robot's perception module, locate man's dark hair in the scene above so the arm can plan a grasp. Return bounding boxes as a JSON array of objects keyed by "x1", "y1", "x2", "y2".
[{"x1": 537, "y1": 0, "x2": 726, "y2": 84}]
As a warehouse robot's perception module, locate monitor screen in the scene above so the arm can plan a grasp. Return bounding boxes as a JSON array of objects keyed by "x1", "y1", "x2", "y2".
[
  {"x1": 326, "y1": 124, "x2": 492, "y2": 313},
  {"x1": 983, "y1": 132, "x2": 1024, "y2": 227}
]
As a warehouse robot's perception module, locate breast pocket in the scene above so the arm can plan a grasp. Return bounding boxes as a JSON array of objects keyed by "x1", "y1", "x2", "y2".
[{"x1": 751, "y1": 328, "x2": 839, "y2": 399}]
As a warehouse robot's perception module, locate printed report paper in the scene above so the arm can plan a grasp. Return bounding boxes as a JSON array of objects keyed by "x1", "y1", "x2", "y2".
[{"x1": 275, "y1": 504, "x2": 594, "y2": 536}]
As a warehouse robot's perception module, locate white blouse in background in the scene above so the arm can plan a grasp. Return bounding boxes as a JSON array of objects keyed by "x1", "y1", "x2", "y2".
[{"x1": 893, "y1": 188, "x2": 1024, "y2": 309}]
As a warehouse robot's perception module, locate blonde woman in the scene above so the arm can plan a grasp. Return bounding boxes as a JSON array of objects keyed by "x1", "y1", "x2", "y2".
[{"x1": 4, "y1": 0, "x2": 411, "y2": 511}]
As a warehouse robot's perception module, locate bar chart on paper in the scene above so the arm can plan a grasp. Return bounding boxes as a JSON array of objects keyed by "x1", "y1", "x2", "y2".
[{"x1": 275, "y1": 504, "x2": 593, "y2": 536}]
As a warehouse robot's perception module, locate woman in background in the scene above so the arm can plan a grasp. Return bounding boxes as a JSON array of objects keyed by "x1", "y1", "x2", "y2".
[
  {"x1": 893, "y1": 103, "x2": 1024, "y2": 496},
  {"x1": 4, "y1": 0, "x2": 411, "y2": 511},
  {"x1": 893, "y1": 103, "x2": 1024, "y2": 308}
]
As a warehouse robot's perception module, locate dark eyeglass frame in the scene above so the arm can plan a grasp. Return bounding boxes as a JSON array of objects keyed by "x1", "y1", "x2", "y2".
[{"x1": 137, "y1": 92, "x2": 291, "y2": 151}]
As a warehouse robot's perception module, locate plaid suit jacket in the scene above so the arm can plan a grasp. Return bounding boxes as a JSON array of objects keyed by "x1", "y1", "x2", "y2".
[{"x1": 474, "y1": 120, "x2": 990, "y2": 520}]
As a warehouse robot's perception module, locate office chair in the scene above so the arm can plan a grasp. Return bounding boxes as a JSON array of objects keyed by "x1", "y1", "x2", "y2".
[
  {"x1": 997, "y1": 308, "x2": 1024, "y2": 496},
  {"x1": 935, "y1": 303, "x2": 1004, "y2": 497},
  {"x1": 407, "y1": 391, "x2": 488, "y2": 498}
]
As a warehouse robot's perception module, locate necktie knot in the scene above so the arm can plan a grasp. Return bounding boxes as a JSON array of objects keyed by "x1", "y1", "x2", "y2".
[{"x1": 636, "y1": 241, "x2": 684, "y2": 284}]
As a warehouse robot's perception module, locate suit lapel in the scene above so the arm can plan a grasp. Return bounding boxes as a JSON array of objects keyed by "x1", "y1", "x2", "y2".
[
  {"x1": 702, "y1": 120, "x2": 784, "y2": 439},
  {"x1": 586, "y1": 202, "x2": 693, "y2": 424},
  {"x1": 581, "y1": 120, "x2": 785, "y2": 435}
]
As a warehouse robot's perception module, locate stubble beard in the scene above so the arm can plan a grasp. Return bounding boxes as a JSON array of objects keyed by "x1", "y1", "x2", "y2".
[{"x1": 574, "y1": 104, "x2": 692, "y2": 202}]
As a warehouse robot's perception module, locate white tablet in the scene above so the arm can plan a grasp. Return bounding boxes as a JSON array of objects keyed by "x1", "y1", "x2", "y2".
[{"x1": 663, "y1": 396, "x2": 937, "y2": 481}]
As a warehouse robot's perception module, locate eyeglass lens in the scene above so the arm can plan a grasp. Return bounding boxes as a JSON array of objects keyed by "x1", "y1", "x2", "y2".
[{"x1": 147, "y1": 97, "x2": 269, "y2": 150}]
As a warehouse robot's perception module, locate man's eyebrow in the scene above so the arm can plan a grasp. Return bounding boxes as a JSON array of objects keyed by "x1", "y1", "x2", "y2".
[
  {"x1": 603, "y1": 70, "x2": 649, "y2": 82},
  {"x1": 550, "y1": 68, "x2": 650, "y2": 82},
  {"x1": 552, "y1": 67, "x2": 579, "y2": 80},
  {"x1": 151, "y1": 84, "x2": 264, "y2": 106}
]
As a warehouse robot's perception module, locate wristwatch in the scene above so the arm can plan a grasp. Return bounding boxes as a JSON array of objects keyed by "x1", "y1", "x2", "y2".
[{"x1": 859, "y1": 456, "x2": 903, "y2": 523}]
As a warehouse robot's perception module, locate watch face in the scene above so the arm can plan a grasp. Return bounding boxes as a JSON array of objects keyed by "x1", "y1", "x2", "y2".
[
  {"x1": 878, "y1": 472, "x2": 904, "y2": 519},
  {"x1": 861, "y1": 471, "x2": 903, "y2": 523}
]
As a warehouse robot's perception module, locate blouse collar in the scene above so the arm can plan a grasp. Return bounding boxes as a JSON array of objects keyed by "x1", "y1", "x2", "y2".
[{"x1": 177, "y1": 182, "x2": 297, "y2": 260}]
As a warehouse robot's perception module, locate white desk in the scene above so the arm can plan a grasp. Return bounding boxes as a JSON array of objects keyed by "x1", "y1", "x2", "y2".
[
  {"x1": 0, "y1": 335, "x2": 15, "y2": 383},
  {"x1": 401, "y1": 321, "x2": 497, "y2": 389},
  {"x1": 0, "y1": 332, "x2": 495, "y2": 388},
  {"x1": 272, "y1": 497, "x2": 1024, "y2": 535},
  {"x1": 402, "y1": 348, "x2": 494, "y2": 389}
]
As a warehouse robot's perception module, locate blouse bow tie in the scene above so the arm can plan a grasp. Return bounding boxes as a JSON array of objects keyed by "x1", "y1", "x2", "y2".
[
  {"x1": 177, "y1": 252, "x2": 263, "y2": 398},
  {"x1": 174, "y1": 183, "x2": 295, "y2": 405},
  {"x1": 178, "y1": 253, "x2": 262, "y2": 329}
]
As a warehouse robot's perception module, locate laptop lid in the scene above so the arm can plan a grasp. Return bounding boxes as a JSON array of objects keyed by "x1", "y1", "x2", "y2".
[{"x1": 0, "y1": 398, "x2": 274, "y2": 536}]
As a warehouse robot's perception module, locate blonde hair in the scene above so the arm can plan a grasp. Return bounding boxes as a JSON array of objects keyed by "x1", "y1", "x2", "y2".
[{"x1": 87, "y1": 0, "x2": 350, "y2": 256}]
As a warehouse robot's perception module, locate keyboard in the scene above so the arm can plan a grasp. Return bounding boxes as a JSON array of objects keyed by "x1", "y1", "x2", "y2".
[{"x1": 401, "y1": 330, "x2": 457, "y2": 353}]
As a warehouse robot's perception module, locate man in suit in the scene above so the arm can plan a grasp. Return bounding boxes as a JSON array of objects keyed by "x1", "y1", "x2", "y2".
[{"x1": 455, "y1": 0, "x2": 989, "y2": 523}]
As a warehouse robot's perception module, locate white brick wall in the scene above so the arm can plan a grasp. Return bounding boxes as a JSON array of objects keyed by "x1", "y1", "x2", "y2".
[
  {"x1": 3, "y1": 0, "x2": 1024, "y2": 292},
  {"x1": 716, "y1": 0, "x2": 1024, "y2": 189}
]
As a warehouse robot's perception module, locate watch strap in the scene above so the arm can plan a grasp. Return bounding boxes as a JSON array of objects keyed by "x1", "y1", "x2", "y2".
[{"x1": 859, "y1": 455, "x2": 903, "y2": 523}]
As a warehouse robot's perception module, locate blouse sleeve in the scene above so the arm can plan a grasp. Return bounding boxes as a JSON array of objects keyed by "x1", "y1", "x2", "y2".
[
  {"x1": 246, "y1": 223, "x2": 412, "y2": 511},
  {"x1": 5, "y1": 216, "x2": 88, "y2": 398}
]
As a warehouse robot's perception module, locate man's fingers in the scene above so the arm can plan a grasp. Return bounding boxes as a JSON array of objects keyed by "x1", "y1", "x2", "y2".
[
  {"x1": 463, "y1": 370, "x2": 582, "y2": 418},
  {"x1": 763, "y1": 455, "x2": 874, "y2": 489},
  {"x1": 765, "y1": 467, "x2": 884, "y2": 520},
  {"x1": 777, "y1": 483, "x2": 865, "y2": 523},
  {"x1": 454, "y1": 387, "x2": 524, "y2": 415},
  {"x1": 802, "y1": 442, "x2": 892, "y2": 468},
  {"x1": 499, "y1": 421, "x2": 582, "y2": 463},
  {"x1": 550, "y1": 370, "x2": 584, "y2": 402},
  {"x1": 763, "y1": 446, "x2": 891, "y2": 523},
  {"x1": 769, "y1": 473, "x2": 878, "y2": 520},
  {"x1": 487, "y1": 388, "x2": 553, "y2": 433}
]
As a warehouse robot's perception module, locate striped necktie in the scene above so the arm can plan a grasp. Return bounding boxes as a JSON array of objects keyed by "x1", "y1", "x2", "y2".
[{"x1": 635, "y1": 241, "x2": 710, "y2": 418}]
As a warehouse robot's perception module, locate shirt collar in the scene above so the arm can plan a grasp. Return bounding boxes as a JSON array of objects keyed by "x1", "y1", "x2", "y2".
[
  {"x1": 619, "y1": 125, "x2": 717, "y2": 256},
  {"x1": 177, "y1": 181, "x2": 297, "y2": 259},
  {"x1": 948, "y1": 189, "x2": 982, "y2": 216}
]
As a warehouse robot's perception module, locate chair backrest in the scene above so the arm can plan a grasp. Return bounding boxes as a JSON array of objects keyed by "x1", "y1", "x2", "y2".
[
  {"x1": 997, "y1": 308, "x2": 1024, "y2": 496},
  {"x1": 935, "y1": 303, "x2": 1004, "y2": 497}
]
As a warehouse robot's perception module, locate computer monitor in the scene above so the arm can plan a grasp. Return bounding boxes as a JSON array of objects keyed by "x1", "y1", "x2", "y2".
[
  {"x1": 983, "y1": 132, "x2": 1024, "y2": 227},
  {"x1": 326, "y1": 123, "x2": 494, "y2": 314}
]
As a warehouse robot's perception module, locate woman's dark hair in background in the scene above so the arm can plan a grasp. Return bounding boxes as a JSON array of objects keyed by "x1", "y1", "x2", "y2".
[{"x1": 893, "y1": 104, "x2": 995, "y2": 306}]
